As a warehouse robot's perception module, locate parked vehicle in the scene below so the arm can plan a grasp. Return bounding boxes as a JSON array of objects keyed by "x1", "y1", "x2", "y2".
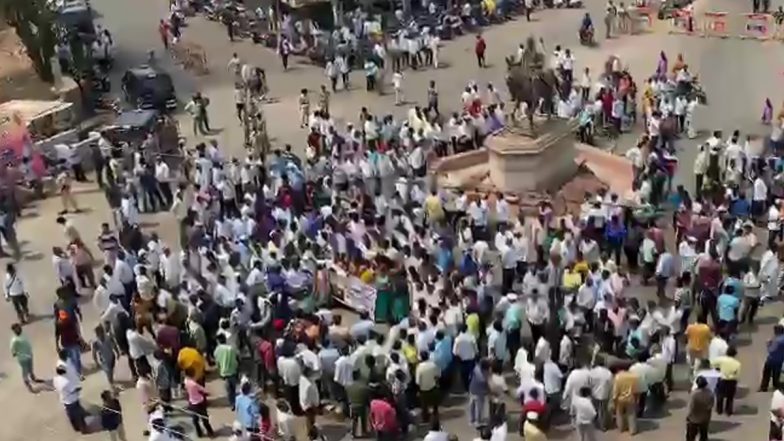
[{"x1": 120, "y1": 65, "x2": 177, "y2": 112}]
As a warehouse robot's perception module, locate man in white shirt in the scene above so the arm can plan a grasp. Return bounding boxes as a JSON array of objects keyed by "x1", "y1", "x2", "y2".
[
  {"x1": 753, "y1": 176, "x2": 769, "y2": 217},
  {"x1": 114, "y1": 253, "x2": 136, "y2": 298},
  {"x1": 53, "y1": 365, "x2": 86, "y2": 432},
  {"x1": 409, "y1": 144, "x2": 425, "y2": 177},
  {"x1": 589, "y1": 358, "x2": 614, "y2": 430},
  {"x1": 454, "y1": 324, "x2": 478, "y2": 391},
  {"x1": 708, "y1": 333, "x2": 729, "y2": 363},
  {"x1": 526, "y1": 290, "x2": 550, "y2": 346},
  {"x1": 543, "y1": 358, "x2": 564, "y2": 405},
  {"x1": 501, "y1": 238, "x2": 517, "y2": 294},
  {"x1": 278, "y1": 355, "x2": 303, "y2": 413},
  {"x1": 299, "y1": 367, "x2": 320, "y2": 429},
  {"x1": 629, "y1": 355, "x2": 652, "y2": 416},
  {"x1": 571, "y1": 387, "x2": 597, "y2": 441},
  {"x1": 562, "y1": 361, "x2": 592, "y2": 410}
]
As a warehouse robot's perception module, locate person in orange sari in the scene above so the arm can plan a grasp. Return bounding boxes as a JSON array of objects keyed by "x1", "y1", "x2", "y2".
[{"x1": 672, "y1": 53, "x2": 686, "y2": 75}]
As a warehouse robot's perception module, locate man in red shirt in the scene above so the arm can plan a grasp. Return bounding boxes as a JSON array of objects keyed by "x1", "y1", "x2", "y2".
[
  {"x1": 158, "y1": 19, "x2": 170, "y2": 50},
  {"x1": 475, "y1": 34, "x2": 487, "y2": 68},
  {"x1": 369, "y1": 395, "x2": 399, "y2": 440}
]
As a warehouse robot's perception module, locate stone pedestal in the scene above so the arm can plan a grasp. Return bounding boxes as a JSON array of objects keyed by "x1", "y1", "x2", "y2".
[{"x1": 487, "y1": 119, "x2": 578, "y2": 194}]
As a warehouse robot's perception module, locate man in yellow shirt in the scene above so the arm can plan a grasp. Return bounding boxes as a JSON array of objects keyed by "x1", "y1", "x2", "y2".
[
  {"x1": 573, "y1": 254, "x2": 590, "y2": 277},
  {"x1": 613, "y1": 368, "x2": 639, "y2": 434},
  {"x1": 177, "y1": 346, "x2": 206, "y2": 383},
  {"x1": 466, "y1": 311, "x2": 481, "y2": 337},
  {"x1": 712, "y1": 346, "x2": 741, "y2": 415},
  {"x1": 686, "y1": 318, "x2": 712, "y2": 373},
  {"x1": 424, "y1": 190, "x2": 445, "y2": 224},
  {"x1": 562, "y1": 264, "x2": 583, "y2": 293},
  {"x1": 402, "y1": 333, "x2": 419, "y2": 367}
]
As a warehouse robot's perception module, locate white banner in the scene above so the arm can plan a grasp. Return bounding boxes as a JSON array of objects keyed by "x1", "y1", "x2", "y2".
[{"x1": 344, "y1": 276, "x2": 377, "y2": 316}]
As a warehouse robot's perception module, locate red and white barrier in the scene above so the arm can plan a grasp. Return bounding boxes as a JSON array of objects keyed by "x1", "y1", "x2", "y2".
[
  {"x1": 739, "y1": 13, "x2": 772, "y2": 40},
  {"x1": 701, "y1": 11, "x2": 730, "y2": 38},
  {"x1": 670, "y1": 9, "x2": 695, "y2": 34}
]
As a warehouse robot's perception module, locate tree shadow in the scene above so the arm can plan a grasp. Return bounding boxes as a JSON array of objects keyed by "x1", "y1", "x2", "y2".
[
  {"x1": 207, "y1": 397, "x2": 231, "y2": 409},
  {"x1": 708, "y1": 420, "x2": 741, "y2": 434},
  {"x1": 730, "y1": 404, "x2": 758, "y2": 416},
  {"x1": 70, "y1": 206, "x2": 95, "y2": 215},
  {"x1": 545, "y1": 425, "x2": 574, "y2": 439},
  {"x1": 636, "y1": 419, "x2": 660, "y2": 433},
  {"x1": 754, "y1": 315, "x2": 779, "y2": 326},
  {"x1": 664, "y1": 397, "x2": 687, "y2": 410},
  {"x1": 440, "y1": 394, "x2": 468, "y2": 407},
  {"x1": 22, "y1": 251, "x2": 44, "y2": 262},
  {"x1": 23, "y1": 312, "x2": 53, "y2": 325},
  {"x1": 318, "y1": 422, "x2": 349, "y2": 440}
]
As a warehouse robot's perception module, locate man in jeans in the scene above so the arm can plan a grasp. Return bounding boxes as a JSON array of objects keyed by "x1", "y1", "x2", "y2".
[
  {"x1": 213, "y1": 334, "x2": 239, "y2": 410},
  {"x1": 346, "y1": 370, "x2": 369, "y2": 437},
  {"x1": 687, "y1": 376, "x2": 714, "y2": 441}
]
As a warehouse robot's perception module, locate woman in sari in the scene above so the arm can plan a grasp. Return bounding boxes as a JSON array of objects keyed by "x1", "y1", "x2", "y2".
[
  {"x1": 655, "y1": 51, "x2": 668, "y2": 77},
  {"x1": 390, "y1": 270, "x2": 410, "y2": 324},
  {"x1": 373, "y1": 264, "x2": 392, "y2": 323},
  {"x1": 671, "y1": 53, "x2": 685, "y2": 75}
]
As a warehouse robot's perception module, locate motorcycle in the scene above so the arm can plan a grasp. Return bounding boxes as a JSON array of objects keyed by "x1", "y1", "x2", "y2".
[{"x1": 579, "y1": 27, "x2": 595, "y2": 46}]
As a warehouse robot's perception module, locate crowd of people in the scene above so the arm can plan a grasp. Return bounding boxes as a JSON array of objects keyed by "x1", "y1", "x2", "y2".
[{"x1": 9, "y1": 1, "x2": 784, "y2": 441}]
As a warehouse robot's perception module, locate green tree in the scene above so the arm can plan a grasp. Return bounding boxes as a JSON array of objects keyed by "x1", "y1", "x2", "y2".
[{"x1": 1, "y1": 0, "x2": 57, "y2": 82}]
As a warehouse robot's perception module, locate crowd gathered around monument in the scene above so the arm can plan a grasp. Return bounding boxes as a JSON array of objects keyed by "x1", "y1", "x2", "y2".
[{"x1": 10, "y1": 0, "x2": 784, "y2": 441}]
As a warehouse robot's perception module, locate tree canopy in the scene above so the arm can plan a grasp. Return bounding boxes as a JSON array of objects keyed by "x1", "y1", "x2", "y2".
[{"x1": 1, "y1": 0, "x2": 57, "y2": 82}]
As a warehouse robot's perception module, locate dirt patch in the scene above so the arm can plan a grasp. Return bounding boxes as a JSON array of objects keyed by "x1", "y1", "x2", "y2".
[{"x1": 0, "y1": 29, "x2": 55, "y2": 104}]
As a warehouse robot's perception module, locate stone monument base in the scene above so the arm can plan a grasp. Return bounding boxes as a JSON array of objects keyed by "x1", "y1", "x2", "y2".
[{"x1": 486, "y1": 118, "x2": 578, "y2": 194}]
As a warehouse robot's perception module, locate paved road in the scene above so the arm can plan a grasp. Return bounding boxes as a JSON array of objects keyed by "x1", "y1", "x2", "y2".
[{"x1": 1, "y1": 0, "x2": 784, "y2": 440}]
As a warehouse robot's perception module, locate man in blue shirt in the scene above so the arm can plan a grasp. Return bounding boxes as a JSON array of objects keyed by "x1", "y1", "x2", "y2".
[
  {"x1": 504, "y1": 295, "x2": 524, "y2": 364},
  {"x1": 717, "y1": 286, "x2": 740, "y2": 333},
  {"x1": 729, "y1": 193, "x2": 751, "y2": 219},
  {"x1": 436, "y1": 238, "x2": 454, "y2": 275},
  {"x1": 234, "y1": 381, "x2": 260, "y2": 432},
  {"x1": 433, "y1": 331, "x2": 454, "y2": 390},
  {"x1": 761, "y1": 325, "x2": 784, "y2": 391},
  {"x1": 722, "y1": 275, "x2": 743, "y2": 300}
]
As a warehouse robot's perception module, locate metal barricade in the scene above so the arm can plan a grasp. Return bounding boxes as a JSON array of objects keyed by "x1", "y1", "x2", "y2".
[
  {"x1": 701, "y1": 11, "x2": 730, "y2": 38},
  {"x1": 629, "y1": 7, "x2": 654, "y2": 34},
  {"x1": 739, "y1": 13, "x2": 772, "y2": 40},
  {"x1": 669, "y1": 8, "x2": 694, "y2": 34}
]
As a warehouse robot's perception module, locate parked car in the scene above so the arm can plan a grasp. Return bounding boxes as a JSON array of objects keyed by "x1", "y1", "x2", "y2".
[{"x1": 120, "y1": 65, "x2": 177, "y2": 112}]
